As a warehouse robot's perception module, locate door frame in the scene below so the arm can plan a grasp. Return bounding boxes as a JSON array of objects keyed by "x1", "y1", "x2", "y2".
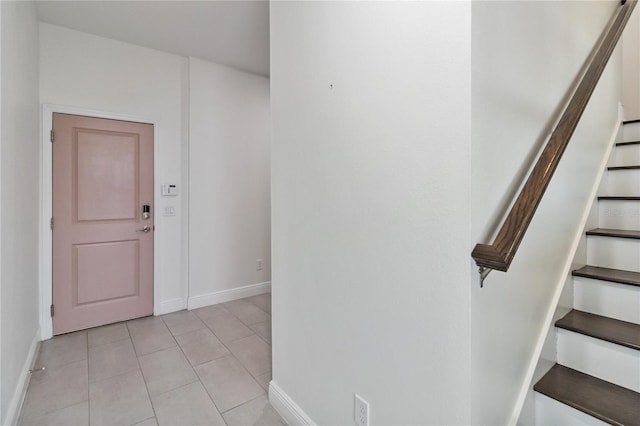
[{"x1": 40, "y1": 104, "x2": 160, "y2": 339}]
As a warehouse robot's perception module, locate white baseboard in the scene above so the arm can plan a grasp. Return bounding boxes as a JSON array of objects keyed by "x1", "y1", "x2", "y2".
[
  {"x1": 187, "y1": 281, "x2": 271, "y2": 310},
  {"x1": 3, "y1": 328, "x2": 41, "y2": 426},
  {"x1": 269, "y1": 381, "x2": 315, "y2": 426},
  {"x1": 156, "y1": 297, "x2": 187, "y2": 316}
]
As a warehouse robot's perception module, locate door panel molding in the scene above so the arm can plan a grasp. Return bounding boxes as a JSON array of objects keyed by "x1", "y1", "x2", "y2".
[
  {"x1": 40, "y1": 104, "x2": 160, "y2": 340},
  {"x1": 74, "y1": 129, "x2": 140, "y2": 222}
]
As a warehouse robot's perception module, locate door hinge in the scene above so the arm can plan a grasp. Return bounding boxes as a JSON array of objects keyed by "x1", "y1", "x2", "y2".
[
  {"x1": 50, "y1": 217, "x2": 54, "y2": 230},
  {"x1": 50, "y1": 304, "x2": 54, "y2": 317},
  {"x1": 50, "y1": 130, "x2": 55, "y2": 143}
]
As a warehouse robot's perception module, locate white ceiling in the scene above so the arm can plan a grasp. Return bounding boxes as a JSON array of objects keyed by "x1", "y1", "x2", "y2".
[{"x1": 36, "y1": 1, "x2": 270, "y2": 76}]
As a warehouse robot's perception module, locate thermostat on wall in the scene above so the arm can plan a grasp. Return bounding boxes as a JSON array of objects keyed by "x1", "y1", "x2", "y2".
[{"x1": 161, "y1": 183, "x2": 178, "y2": 196}]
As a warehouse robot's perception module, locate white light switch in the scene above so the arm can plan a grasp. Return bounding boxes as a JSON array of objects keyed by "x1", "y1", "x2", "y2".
[{"x1": 162, "y1": 206, "x2": 176, "y2": 216}]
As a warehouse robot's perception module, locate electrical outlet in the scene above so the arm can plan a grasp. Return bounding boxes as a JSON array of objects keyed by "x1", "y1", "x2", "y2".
[
  {"x1": 256, "y1": 259, "x2": 263, "y2": 271},
  {"x1": 354, "y1": 394, "x2": 369, "y2": 426}
]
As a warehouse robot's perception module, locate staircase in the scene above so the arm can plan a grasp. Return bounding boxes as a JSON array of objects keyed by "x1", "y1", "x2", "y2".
[{"x1": 533, "y1": 121, "x2": 640, "y2": 426}]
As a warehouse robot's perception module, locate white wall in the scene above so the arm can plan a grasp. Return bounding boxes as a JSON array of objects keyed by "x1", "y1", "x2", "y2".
[
  {"x1": 623, "y1": 5, "x2": 640, "y2": 120},
  {"x1": 39, "y1": 23, "x2": 272, "y2": 317},
  {"x1": 1, "y1": 1, "x2": 3, "y2": 415},
  {"x1": 471, "y1": 1, "x2": 623, "y2": 424},
  {"x1": 188, "y1": 58, "x2": 271, "y2": 306},
  {"x1": 270, "y1": 2, "x2": 472, "y2": 424},
  {"x1": 0, "y1": 1, "x2": 41, "y2": 422},
  {"x1": 39, "y1": 23, "x2": 188, "y2": 314}
]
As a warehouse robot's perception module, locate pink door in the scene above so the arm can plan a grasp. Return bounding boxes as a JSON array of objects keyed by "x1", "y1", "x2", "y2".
[{"x1": 52, "y1": 113, "x2": 154, "y2": 335}]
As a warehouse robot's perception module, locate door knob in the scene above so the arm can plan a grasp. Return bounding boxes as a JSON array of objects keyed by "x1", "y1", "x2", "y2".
[{"x1": 136, "y1": 226, "x2": 151, "y2": 233}]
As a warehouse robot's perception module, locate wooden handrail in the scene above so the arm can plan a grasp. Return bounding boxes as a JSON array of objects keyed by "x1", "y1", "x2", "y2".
[{"x1": 472, "y1": 0, "x2": 637, "y2": 282}]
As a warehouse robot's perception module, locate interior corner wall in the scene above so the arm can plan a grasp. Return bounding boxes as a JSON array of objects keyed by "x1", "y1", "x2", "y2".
[
  {"x1": 0, "y1": 1, "x2": 40, "y2": 422},
  {"x1": 623, "y1": 5, "x2": 640, "y2": 120},
  {"x1": 0, "y1": 1, "x2": 3, "y2": 415},
  {"x1": 471, "y1": 1, "x2": 623, "y2": 424},
  {"x1": 39, "y1": 23, "x2": 187, "y2": 313},
  {"x1": 270, "y1": 2, "x2": 471, "y2": 424},
  {"x1": 187, "y1": 57, "x2": 271, "y2": 305}
]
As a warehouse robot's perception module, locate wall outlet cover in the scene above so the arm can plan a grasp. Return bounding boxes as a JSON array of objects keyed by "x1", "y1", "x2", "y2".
[{"x1": 354, "y1": 394, "x2": 370, "y2": 426}]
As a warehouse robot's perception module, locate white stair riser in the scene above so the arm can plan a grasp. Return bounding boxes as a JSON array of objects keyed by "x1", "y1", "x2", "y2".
[
  {"x1": 534, "y1": 393, "x2": 608, "y2": 426},
  {"x1": 614, "y1": 144, "x2": 640, "y2": 167},
  {"x1": 586, "y1": 236, "x2": 640, "y2": 272},
  {"x1": 598, "y1": 200, "x2": 640, "y2": 230},
  {"x1": 622, "y1": 122, "x2": 640, "y2": 144},
  {"x1": 557, "y1": 329, "x2": 640, "y2": 392},
  {"x1": 573, "y1": 277, "x2": 640, "y2": 325},
  {"x1": 534, "y1": 127, "x2": 640, "y2": 425},
  {"x1": 605, "y1": 169, "x2": 640, "y2": 195}
]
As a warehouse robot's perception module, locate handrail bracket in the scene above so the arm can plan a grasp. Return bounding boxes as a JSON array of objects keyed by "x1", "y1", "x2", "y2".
[{"x1": 478, "y1": 267, "x2": 492, "y2": 288}]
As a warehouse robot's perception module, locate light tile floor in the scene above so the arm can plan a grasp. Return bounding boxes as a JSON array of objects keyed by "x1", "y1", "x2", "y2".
[{"x1": 18, "y1": 294, "x2": 284, "y2": 426}]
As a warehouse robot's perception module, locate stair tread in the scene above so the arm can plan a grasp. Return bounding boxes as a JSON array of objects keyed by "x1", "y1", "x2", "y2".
[
  {"x1": 572, "y1": 265, "x2": 640, "y2": 287},
  {"x1": 597, "y1": 196, "x2": 640, "y2": 201},
  {"x1": 608, "y1": 165, "x2": 640, "y2": 170},
  {"x1": 616, "y1": 140, "x2": 640, "y2": 146},
  {"x1": 586, "y1": 228, "x2": 640, "y2": 239},
  {"x1": 534, "y1": 364, "x2": 640, "y2": 426},
  {"x1": 556, "y1": 309, "x2": 640, "y2": 351}
]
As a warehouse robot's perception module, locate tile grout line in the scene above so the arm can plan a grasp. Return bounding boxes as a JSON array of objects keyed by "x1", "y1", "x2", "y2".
[
  {"x1": 158, "y1": 314, "x2": 230, "y2": 425},
  {"x1": 87, "y1": 324, "x2": 137, "y2": 387},
  {"x1": 200, "y1": 302, "x2": 271, "y2": 397},
  {"x1": 19, "y1": 295, "x2": 272, "y2": 426},
  {"x1": 213, "y1": 295, "x2": 280, "y2": 422},
  {"x1": 19, "y1": 332, "x2": 91, "y2": 424},
  {"x1": 86, "y1": 331, "x2": 91, "y2": 426},
  {"x1": 126, "y1": 319, "x2": 160, "y2": 426},
  {"x1": 187, "y1": 297, "x2": 272, "y2": 418},
  {"x1": 164, "y1": 313, "x2": 234, "y2": 423},
  {"x1": 220, "y1": 298, "x2": 272, "y2": 391},
  {"x1": 86, "y1": 320, "x2": 131, "y2": 350},
  {"x1": 220, "y1": 392, "x2": 270, "y2": 415}
]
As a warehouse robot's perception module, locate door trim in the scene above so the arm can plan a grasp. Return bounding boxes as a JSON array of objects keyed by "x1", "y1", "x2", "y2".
[{"x1": 40, "y1": 104, "x2": 160, "y2": 339}]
